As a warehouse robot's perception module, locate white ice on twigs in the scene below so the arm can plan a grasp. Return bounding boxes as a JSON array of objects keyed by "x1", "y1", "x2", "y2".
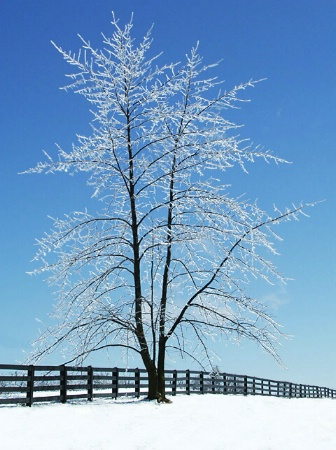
[{"x1": 1, "y1": 395, "x2": 336, "y2": 449}]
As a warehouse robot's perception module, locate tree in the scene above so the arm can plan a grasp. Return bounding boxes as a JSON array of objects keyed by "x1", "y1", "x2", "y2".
[{"x1": 26, "y1": 14, "x2": 309, "y2": 402}]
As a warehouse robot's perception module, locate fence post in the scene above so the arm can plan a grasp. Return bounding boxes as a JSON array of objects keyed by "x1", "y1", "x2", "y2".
[
  {"x1": 223, "y1": 374, "x2": 227, "y2": 394},
  {"x1": 243, "y1": 376, "x2": 248, "y2": 396},
  {"x1": 186, "y1": 370, "x2": 190, "y2": 395},
  {"x1": 112, "y1": 367, "x2": 119, "y2": 398},
  {"x1": 200, "y1": 371, "x2": 204, "y2": 394},
  {"x1": 289, "y1": 383, "x2": 293, "y2": 399},
  {"x1": 26, "y1": 365, "x2": 35, "y2": 407},
  {"x1": 60, "y1": 365, "x2": 68, "y2": 404},
  {"x1": 172, "y1": 370, "x2": 177, "y2": 396},
  {"x1": 135, "y1": 368, "x2": 140, "y2": 398},
  {"x1": 87, "y1": 366, "x2": 93, "y2": 401}
]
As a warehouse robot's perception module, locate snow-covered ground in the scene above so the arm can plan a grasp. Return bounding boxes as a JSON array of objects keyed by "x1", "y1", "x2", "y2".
[{"x1": 1, "y1": 394, "x2": 336, "y2": 449}]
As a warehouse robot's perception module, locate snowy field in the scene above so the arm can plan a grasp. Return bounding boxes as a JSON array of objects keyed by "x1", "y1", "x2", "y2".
[{"x1": 1, "y1": 395, "x2": 336, "y2": 449}]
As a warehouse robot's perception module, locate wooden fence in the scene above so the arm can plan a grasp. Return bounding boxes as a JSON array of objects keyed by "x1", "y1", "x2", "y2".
[{"x1": 0, "y1": 364, "x2": 335, "y2": 406}]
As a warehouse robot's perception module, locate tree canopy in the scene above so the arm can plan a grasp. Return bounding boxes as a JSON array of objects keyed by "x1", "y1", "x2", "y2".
[{"x1": 26, "y1": 14, "x2": 310, "y2": 401}]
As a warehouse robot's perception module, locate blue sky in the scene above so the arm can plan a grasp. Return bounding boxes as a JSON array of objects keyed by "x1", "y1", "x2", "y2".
[{"x1": 1, "y1": 0, "x2": 335, "y2": 387}]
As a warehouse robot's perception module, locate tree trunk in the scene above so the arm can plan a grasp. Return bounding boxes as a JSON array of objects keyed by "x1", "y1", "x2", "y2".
[
  {"x1": 157, "y1": 337, "x2": 171, "y2": 402},
  {"x1": 141, "y1": 339, "x2": 171, "y2": 402},
  {"x1": 146, "y1": 362, "x2": 158, "y2": 400}
]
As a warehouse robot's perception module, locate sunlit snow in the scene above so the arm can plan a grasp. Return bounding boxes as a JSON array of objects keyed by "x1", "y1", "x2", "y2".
[{"x1": 1, "y1": 395, "x2": 336, "y2": 449}]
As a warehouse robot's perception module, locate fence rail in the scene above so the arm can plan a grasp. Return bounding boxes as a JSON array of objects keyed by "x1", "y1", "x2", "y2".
[{"x1": 0, "y1": 364, "x2": 334, "y2": 406}]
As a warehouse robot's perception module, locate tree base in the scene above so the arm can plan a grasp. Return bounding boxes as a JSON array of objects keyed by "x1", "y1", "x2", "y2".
[
  {"x1": 157, "y1": 393, "x2": 172, "y2": 403},
  {"x1": 145, "y1": 394, "x2": 172, "y2": 403}
]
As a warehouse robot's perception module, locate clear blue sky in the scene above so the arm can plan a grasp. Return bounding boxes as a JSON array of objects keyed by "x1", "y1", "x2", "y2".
[{"x1": 1, "y1": 0, "x2": 335, "y2": 388}]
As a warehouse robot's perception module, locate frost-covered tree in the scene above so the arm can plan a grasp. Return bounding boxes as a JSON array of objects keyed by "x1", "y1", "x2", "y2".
[{"x1": 26, "y1": 14, "x2": 309, "y2": 401}]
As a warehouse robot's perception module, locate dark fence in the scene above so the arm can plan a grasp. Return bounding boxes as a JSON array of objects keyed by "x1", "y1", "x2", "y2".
[{"x1": 0, "y1": 364, "x2": 335, "y2": 406}]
